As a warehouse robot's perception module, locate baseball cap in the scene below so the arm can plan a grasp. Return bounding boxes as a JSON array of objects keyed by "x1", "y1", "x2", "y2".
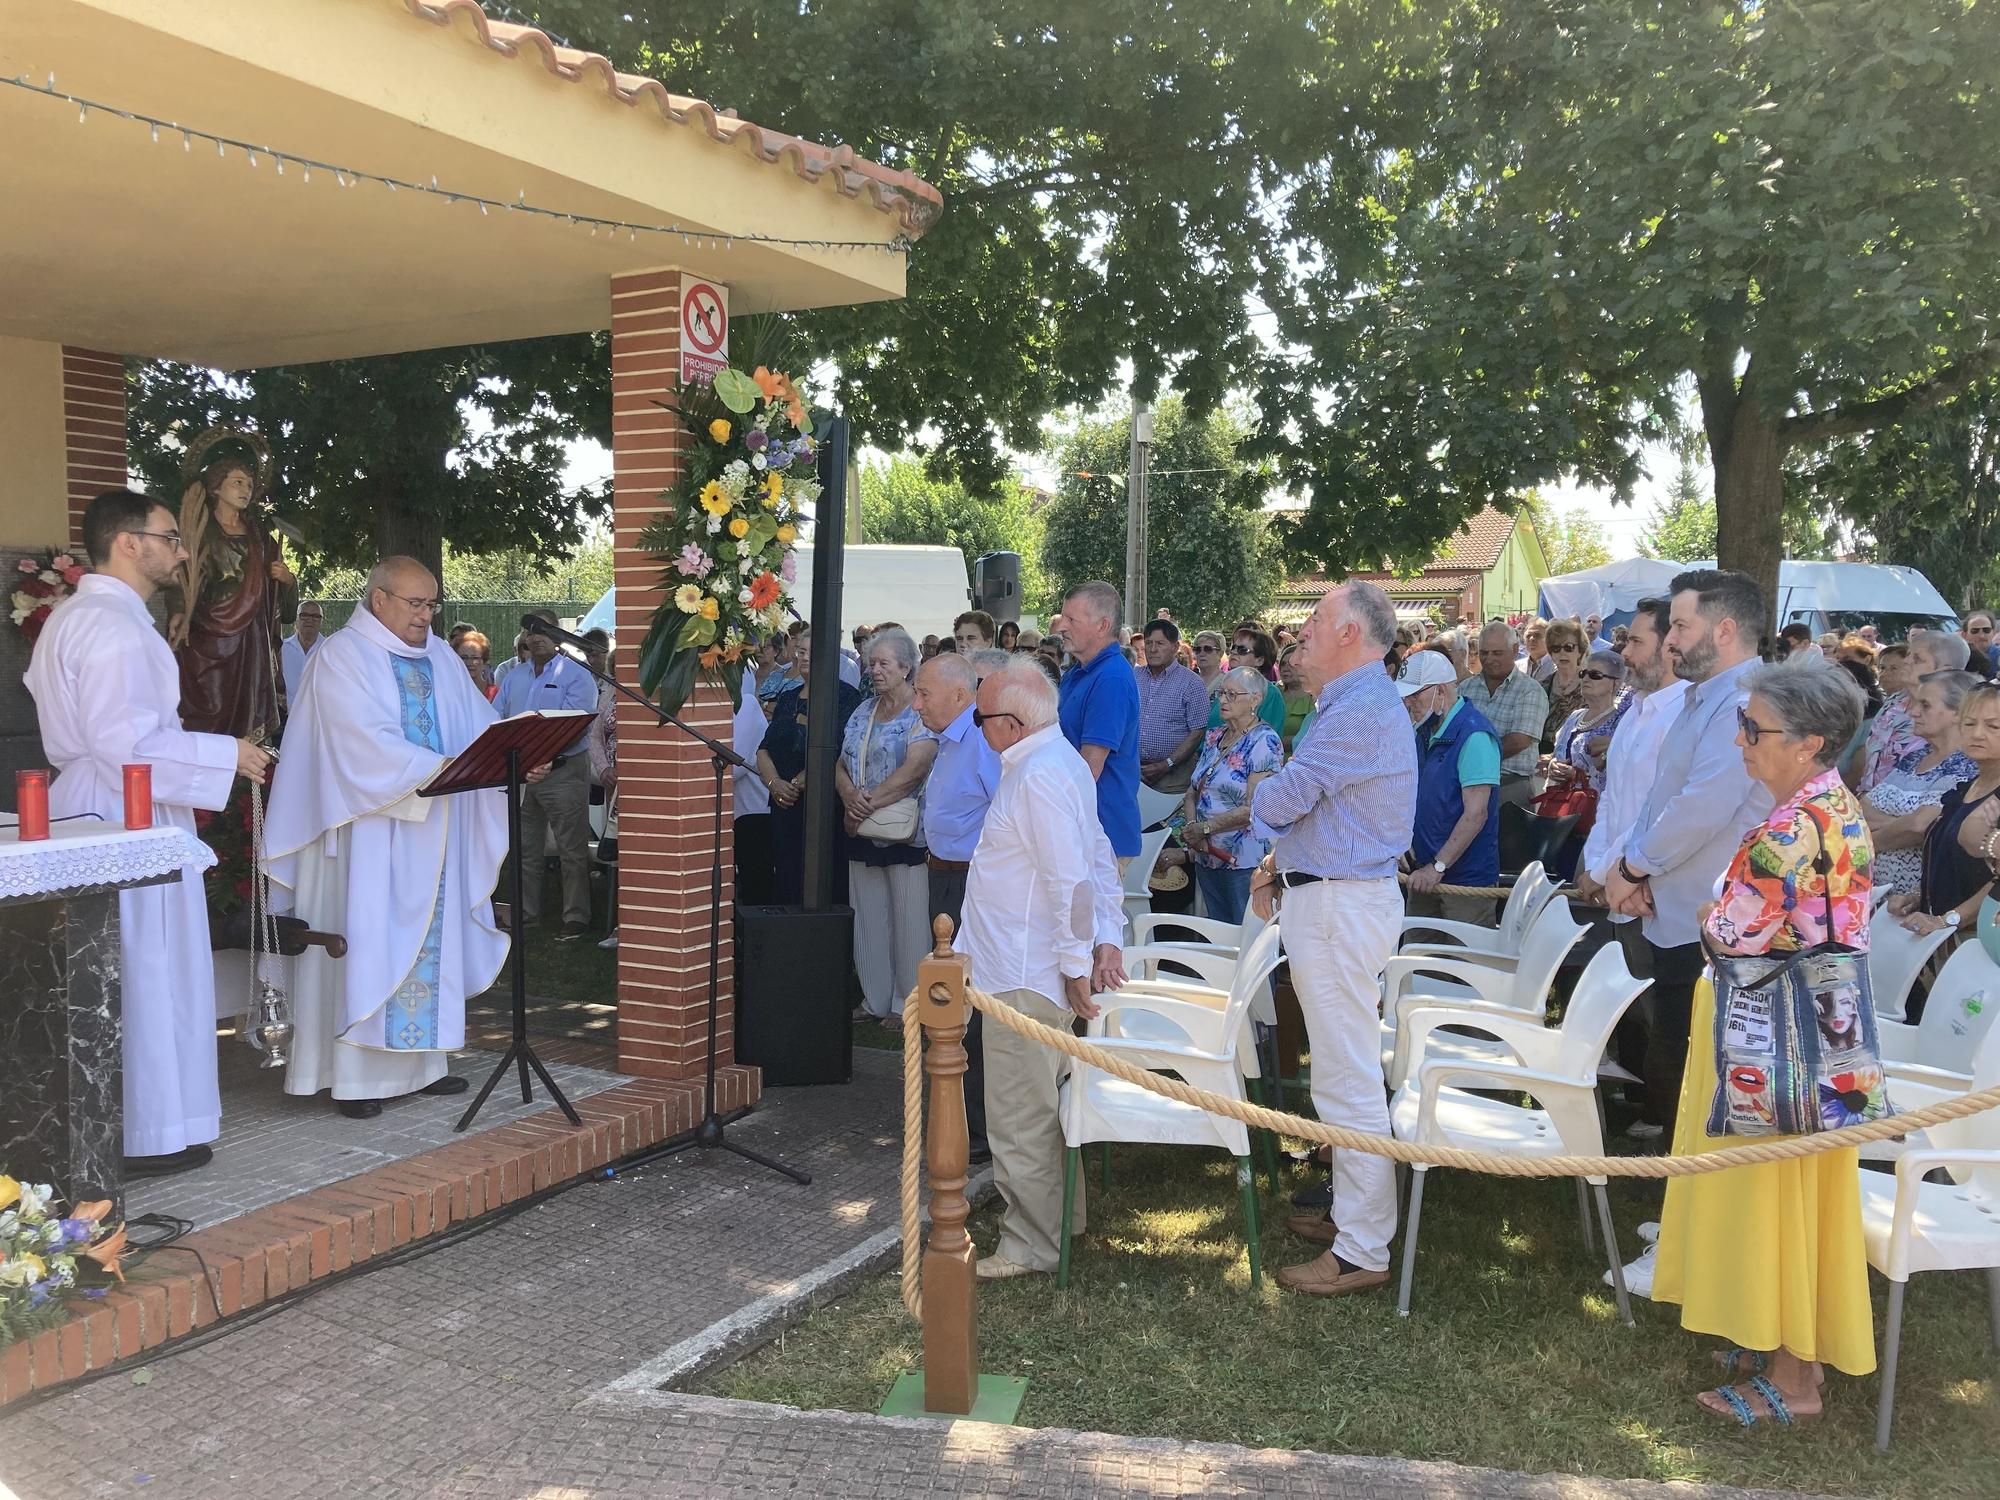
[{"x1": 1395, "y1": 650, "x2": 1457, "y2": 698}]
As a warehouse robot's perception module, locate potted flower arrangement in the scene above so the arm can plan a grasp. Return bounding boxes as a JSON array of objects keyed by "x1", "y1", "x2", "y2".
[
  {"x1": 0, "y1": 1172, "x2": 127, "y2": 1349},
  {"x1": 637, "y1": 357, "x2": 817, "y2": 715},
  {"x1": 10, "y1": 549, "x2": 86, "y2": 647}
]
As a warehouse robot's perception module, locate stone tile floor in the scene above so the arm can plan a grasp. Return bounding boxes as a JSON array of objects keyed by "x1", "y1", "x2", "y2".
[
  {"x1": 0, "y1": 1043, "x2": 1812, "y2": 1500},
  {"x1": 128, "y1": 1032, "x2": 627, "y2": 1231}
]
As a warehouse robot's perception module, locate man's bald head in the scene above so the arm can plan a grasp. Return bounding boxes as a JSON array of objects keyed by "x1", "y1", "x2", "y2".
[{"x1": 365, "y1": 555, "x2": 441, "y2": 647}]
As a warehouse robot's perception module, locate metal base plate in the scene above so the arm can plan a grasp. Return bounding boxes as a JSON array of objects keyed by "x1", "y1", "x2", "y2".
[{"x1": 877, "y1": 1372, "x2": 1028, "y2": 1425}]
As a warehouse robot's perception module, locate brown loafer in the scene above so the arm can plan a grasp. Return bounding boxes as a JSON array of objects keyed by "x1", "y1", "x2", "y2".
[
  {"x1": 1276, "y1": 1252, "x2": 1390, "y2": 1298},
  {"x1": 1285, "y1": 1212, "x2": 1339, "y2": 1246}
]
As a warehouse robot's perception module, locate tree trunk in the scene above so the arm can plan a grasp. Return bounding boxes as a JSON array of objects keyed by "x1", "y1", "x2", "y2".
[
  {"x1": 1706, "y1": 367, "x2": 1789, "y2": 638},
  {"x1": 373, "y1": 482, "x2": 446, "y2": 621}
]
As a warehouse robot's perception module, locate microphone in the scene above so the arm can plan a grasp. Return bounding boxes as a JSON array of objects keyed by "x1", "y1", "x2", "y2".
[{"x1": 520, "y1": 615, "x2": 596, "y2": 652}]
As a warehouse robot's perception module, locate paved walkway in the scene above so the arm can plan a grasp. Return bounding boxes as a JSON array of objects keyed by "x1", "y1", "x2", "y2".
[{"x1": 0, "y1": 1050, "x2": 1809, "y2": 1500}]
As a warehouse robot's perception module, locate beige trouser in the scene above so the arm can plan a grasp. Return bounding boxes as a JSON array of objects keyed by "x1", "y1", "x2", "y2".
[
  {"x1": 1404, "y1": 886, "x2": 1498, "y2": 929},
  {"x1": 983, "y1": 986, "x2": 1084, "y2": 1270},
  {"x1": 518, "y1": 752, "x2": 592, "y2": 926}
]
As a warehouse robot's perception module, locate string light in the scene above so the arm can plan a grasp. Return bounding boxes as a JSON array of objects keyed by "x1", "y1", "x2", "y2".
[{"x1": 4, "y1": 71, "x2": 915, "y2": 255}]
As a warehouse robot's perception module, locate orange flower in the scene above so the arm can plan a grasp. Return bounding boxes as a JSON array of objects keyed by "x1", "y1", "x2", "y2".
[
  {"x1": 748, "y1": 571, "x2": 782, "y2": 610},
  {"x1": 71, "y1": 1199, "x2": 113, "y2": 1224},
  {"x1": 82, "y1": 1223, "x2": 130, "y2": 1282},
  {"x1": 752, "y1": 366, "x2": 809, "y2": 429},
  {"x1": 699, "y1": 645, "x2": 723, "y2": 668}
]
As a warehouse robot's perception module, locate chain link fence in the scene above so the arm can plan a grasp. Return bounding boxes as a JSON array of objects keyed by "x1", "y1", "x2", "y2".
[{"x1": 314, "y1": 598, "x2": 595, "y2": 648}]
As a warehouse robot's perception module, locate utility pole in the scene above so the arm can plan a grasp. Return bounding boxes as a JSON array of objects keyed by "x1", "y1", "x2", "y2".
[{"x1": 1124, "y1": 400, "x2": 1153, "y2": 630}]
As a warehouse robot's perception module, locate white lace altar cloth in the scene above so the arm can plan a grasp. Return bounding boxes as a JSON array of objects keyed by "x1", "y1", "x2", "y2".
[{"x1": 0, "y1": 821, "x2": 216, "y2": 903}]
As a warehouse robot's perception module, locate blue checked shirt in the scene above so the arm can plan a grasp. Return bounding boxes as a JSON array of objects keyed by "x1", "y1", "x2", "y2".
[
  {"x1": 1250, "y1": 661, "x2": 1417, "y2": 880},
  {"x1": 492, "y1": 651, "x2": 598, "y2": 720}
]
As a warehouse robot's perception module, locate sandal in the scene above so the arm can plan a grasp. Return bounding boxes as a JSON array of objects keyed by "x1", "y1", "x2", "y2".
[{"x1": 1702, "y1": 1375, "x2": 1815, "y2": 1427}]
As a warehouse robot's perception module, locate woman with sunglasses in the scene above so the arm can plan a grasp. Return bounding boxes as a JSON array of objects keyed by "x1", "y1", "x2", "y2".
[
  {"x1": 1545, "y1": 649, "x2": 1632, "y2": 795},
  {"x1": 1538, "y1": 619, "x2": 1587, "y2": 752},
  {"x1": 1889, "y1": 680, "x2": 2000, "y2": 947},
  {"x1": 1209, "y1": 629, "x2": 1288, "y2": 736},
  {"x1": 1190, "y1": 630, "x2": 1228, "y2": 689},
  {"x1": 1651, "y1": 659, "x2": 1876, "y2": 1428}
]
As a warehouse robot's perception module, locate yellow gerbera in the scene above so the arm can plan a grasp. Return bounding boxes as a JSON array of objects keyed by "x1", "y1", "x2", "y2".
[
  {"x1": 674, "y1": 583, "x2": 703, "y2": 614},
  {"x1": 699, "y1": 482, "x2": 732, "y2": 516},
  {"x1": 763, "y1": 473, "x2": 784, "y2": 507}
]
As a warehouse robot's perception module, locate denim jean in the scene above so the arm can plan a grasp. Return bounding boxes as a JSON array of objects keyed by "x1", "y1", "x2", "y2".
[{"x1": 1194, "y1": 862, "x2": 1254, "y2": 928}]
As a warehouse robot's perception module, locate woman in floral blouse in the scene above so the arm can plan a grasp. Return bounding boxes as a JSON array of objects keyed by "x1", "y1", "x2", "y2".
[
  {"x1": 1178, "y1": 666, "x2": 1284, "y2": 926},
  {"x1": 1652, "y1": 661, "x2": 1876, "y2": 1431}
]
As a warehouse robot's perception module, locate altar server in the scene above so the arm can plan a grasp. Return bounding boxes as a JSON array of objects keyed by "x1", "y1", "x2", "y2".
[
  {"x1": 264, "y1": 557, "x2": 513, "y2": 1118},
  {"x1": 25, "y1": 490, "x2": 272, "y2": 1175}
]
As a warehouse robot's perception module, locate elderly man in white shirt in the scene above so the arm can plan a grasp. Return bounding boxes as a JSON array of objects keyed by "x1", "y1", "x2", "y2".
[{"x1": 956, "y1": 657, "x2": 1127, "y2": 1281}]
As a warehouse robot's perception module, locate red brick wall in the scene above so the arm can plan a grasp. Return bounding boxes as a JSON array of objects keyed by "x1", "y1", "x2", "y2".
[
  {"x1": 609, "y1": 271, "x2": 737, "y2": 1080},
  {"x1": 63, "y1": 348, "x2": 126, "y2": 547}
]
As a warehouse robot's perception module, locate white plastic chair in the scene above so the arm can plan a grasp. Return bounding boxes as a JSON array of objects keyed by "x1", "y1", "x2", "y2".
[
  {"x1": 1379, "y1": 897, "x2": 1586, "y2": 1039},
  {"x1": 1399, "y1": 863, "x2": 1554, "y2": 958},
  {"x1": 1866, "y1": 907, "x2": 1956, "y2": 1024},
  {"x1": 1057, "y1": 923, "x2": 1289, "y2": 1290},
  {"x1": 1860, "y1": 1046, "x2": 2000, "y2": 1450},
  {"x1": 1120, "y1": 825, "x2": 1174, "y2": 938},
  {"x1": 1878, "y1": 938, "x2": 2000, "y2": 1091},
  {"x1": 1387, "y1": 941, "x2": 1650, "y2": 1322},
  {"x1": 1136, "y1": 781, "x2": 1182, "y2": 832}
]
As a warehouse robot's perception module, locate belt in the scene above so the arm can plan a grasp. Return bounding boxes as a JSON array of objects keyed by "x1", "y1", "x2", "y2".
[
  {"x1": 927, "y1": 855, "x2": 971, "y2": 872},
  {"x1": 1276, "y1": 870, "x2": 1326, "y2": 889}
]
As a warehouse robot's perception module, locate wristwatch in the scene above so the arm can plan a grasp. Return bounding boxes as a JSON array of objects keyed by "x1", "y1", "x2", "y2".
[
  {"x1": 1431, "y1": 859, "x2": 1447, "y2": 875},
  {"x1": 1946, "y1": 911, "x2": 1963, "y2": 929}
]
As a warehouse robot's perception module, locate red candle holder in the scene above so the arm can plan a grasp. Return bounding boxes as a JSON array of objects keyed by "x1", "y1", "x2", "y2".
[
  {"x1": 15, "y1": 769, "x2": 49, "y2": 841},
  {"x1": 122, "y1": 764, "x2": 153, "y2": 830}
]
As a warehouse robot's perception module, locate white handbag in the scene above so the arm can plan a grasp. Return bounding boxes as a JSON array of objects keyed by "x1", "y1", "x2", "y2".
[{"x1": 854, "y1": 710, "x2": 920, "y2": 844}]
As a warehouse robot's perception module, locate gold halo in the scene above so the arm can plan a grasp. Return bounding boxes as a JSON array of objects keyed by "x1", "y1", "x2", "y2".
[{"x1": 178, "y1": 425, "x2": 275, "y2": 499}]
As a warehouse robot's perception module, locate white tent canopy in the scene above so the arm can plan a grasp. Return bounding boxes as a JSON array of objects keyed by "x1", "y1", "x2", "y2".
[{"x1": 1540, "y1": 558, "x2": 1959, "y2": 632}]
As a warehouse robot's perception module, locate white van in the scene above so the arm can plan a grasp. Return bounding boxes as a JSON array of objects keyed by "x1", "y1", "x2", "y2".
[{"x1": 576, "y1": 543, "x2": 971, "y2": 645}]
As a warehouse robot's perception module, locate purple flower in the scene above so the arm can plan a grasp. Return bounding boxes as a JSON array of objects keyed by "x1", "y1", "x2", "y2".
[
  {"x1": 781, "y1": 553, "x2": 797, "y2": 583},
  {"x1": 674, "y1": 544, "x2": 714, "y2": 579},
  {"x1": 767, "y1": 449, "x2": 793, "y2": 471},
  {"x1": 745, "y1": 430, "x2": 769, "y2": 452},
  {"x1": 56, "y1": 1217, "x2": 93, "y2": 1248}
]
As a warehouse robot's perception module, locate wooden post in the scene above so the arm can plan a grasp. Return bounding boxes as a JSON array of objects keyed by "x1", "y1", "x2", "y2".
[{"x1": 916, "y1": 913, "x2": 978, "y2": 1415}]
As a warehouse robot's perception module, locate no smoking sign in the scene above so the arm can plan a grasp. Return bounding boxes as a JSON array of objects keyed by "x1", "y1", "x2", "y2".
[{"x1": 679, "y1": 278, "x2": 729, "y2": 385}]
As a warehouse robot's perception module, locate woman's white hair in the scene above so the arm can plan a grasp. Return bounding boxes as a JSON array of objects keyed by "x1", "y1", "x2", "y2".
[
  {"x1": 986, "y1": 656, "x2": 1059, "y2": 730},
  {"x1": 1216, "y1": 665, "x2": 1268, "y2": 703},
  {"x1": 866, "y1": 627, "x2": 920, "y2": 681}
]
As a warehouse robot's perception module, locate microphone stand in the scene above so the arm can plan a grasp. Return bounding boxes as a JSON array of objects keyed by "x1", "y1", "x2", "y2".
[{"x1": 528, "y1": 620, "x2": 809, "y2": 1186}]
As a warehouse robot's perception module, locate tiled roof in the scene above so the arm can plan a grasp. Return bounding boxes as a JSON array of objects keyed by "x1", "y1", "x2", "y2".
[
  {"x1": 404, "y1": 0, "x2": 945, "y2": 236},
  {"x1": 1277, "y1": 506, "x2": 1526, "y2": 598}
]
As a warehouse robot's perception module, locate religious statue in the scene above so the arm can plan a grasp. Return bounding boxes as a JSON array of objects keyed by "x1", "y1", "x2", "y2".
[{"x1": 167, "y1": 428, "x2": 296, "y2": 743}]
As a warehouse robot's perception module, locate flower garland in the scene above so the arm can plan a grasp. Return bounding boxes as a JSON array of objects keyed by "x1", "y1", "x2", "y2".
[
  {"x1": 0, "y1": 1172, "x2": 127, "y2": 1349},
  {"x1": 637, "y1": 363, "x2": 816, "y2": 714},
  {"x1": 10, "y1": 549, "x2": 86, "y2": 646}
]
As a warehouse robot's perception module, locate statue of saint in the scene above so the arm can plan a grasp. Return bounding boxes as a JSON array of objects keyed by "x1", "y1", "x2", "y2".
[{"x1": 168, "y1": 439, "x2": 296, "y2": 743}]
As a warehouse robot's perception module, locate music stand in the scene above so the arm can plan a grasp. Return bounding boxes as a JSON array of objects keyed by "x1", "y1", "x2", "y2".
[{"x1": 419, "y1": 710, "x2": 593, "y2": 1132}]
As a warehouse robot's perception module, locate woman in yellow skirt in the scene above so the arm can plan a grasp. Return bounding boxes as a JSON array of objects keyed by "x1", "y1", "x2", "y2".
[{"x1": 1653, "y1": 660, "x2": 1879, "y2": 1426}]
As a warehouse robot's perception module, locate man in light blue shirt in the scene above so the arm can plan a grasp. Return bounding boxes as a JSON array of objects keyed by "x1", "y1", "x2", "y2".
[
  {"x1": 496, "y1": 615, "x2": 600, "y2": 938},
  {"x1": 1606, "y1": 570, "x2": 1772, "y2": 1131},
  {"x1": 915, "y1": 652, "x2": 1001, "y2": 1162}
]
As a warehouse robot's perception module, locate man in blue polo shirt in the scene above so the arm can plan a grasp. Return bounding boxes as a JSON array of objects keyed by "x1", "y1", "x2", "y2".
[
  {"x1": 1396, "y1": 649, "x2": 1501, "y2": 928},
  {"x1": 1055, "y1": 580, "x2": 1141, "y2": 865}
]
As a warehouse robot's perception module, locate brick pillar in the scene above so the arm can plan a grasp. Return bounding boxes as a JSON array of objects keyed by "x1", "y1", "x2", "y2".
[
  {"x1": 609, "y1": 271, "x2": 738, "y2": 1081},
  {"x1": 63, "y1": 348, "x2": 126, "y2": 548}
]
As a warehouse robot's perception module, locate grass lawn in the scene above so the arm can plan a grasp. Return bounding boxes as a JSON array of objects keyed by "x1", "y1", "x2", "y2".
[{"x1": 705, "y1": 1130, "x2": 1998, "y2": 1498}]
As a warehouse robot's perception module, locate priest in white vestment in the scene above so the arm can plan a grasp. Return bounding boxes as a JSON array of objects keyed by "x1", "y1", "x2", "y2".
[
  {"x1": 263, "y1": 558, "x2": 512, "y2": 1118},
  {"x1": 24, "y1": 490, "x2": 271, "y2": 1173}
]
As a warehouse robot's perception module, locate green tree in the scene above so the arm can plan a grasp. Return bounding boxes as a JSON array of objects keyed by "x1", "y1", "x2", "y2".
[
  {"x1": 858, "y1": 458, "x2": 1051, "y2": 613},
  {"x1": 1261, "y1": 0, "x2": 2000, "y2": 620},
  {"x1": 478, "y1": 0, "x2": 1379, "y2": 488},
  {"x1": 1791, "y1": 380, "x2": 2000, "y2": 612},
  {"x1": 1639, "y1": 460, "x2": 1719, "y2": 563},
  {"x1": 1038, "y1": 399, "x2": 1282, "y2": 628},
  {"x1": 127, "y1": 340, "x2": 611, "y2": 589},
  {"x1": 1523, "y1": 495, "x2": 1612, "y2": 577}
]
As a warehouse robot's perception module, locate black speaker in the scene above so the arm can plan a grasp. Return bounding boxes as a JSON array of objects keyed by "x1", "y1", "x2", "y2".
[
  {"x1": 974, "y1": 551, "x2": 1021, "y2": 623},
  {"x1": 735, "y1": 904, "x2": 855, "y2": 1085}
]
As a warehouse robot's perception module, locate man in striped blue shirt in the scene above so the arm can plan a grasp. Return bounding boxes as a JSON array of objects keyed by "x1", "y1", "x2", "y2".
[{"x1": 1250, "y1": 580, "x2": 1417, "y2": 1298}]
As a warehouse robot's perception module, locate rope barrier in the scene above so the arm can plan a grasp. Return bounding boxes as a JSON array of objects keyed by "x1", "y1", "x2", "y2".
[
  {"x1": 1394, "y1": 873, "x2": 1519, "y2": 898},
  {"x1": 896, "y1": 980, "x2": 2000, "y2": 1319}
]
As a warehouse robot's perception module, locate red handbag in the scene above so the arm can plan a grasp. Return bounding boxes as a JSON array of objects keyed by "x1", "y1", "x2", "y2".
[{"x1": 1529, "y1": 782, "x2": 1598, "y2": 833}]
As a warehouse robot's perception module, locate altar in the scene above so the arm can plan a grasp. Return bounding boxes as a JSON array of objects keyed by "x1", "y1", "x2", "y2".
[{"x1": 0, "y1": 820, "x2": 215, "y2": 1217}]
